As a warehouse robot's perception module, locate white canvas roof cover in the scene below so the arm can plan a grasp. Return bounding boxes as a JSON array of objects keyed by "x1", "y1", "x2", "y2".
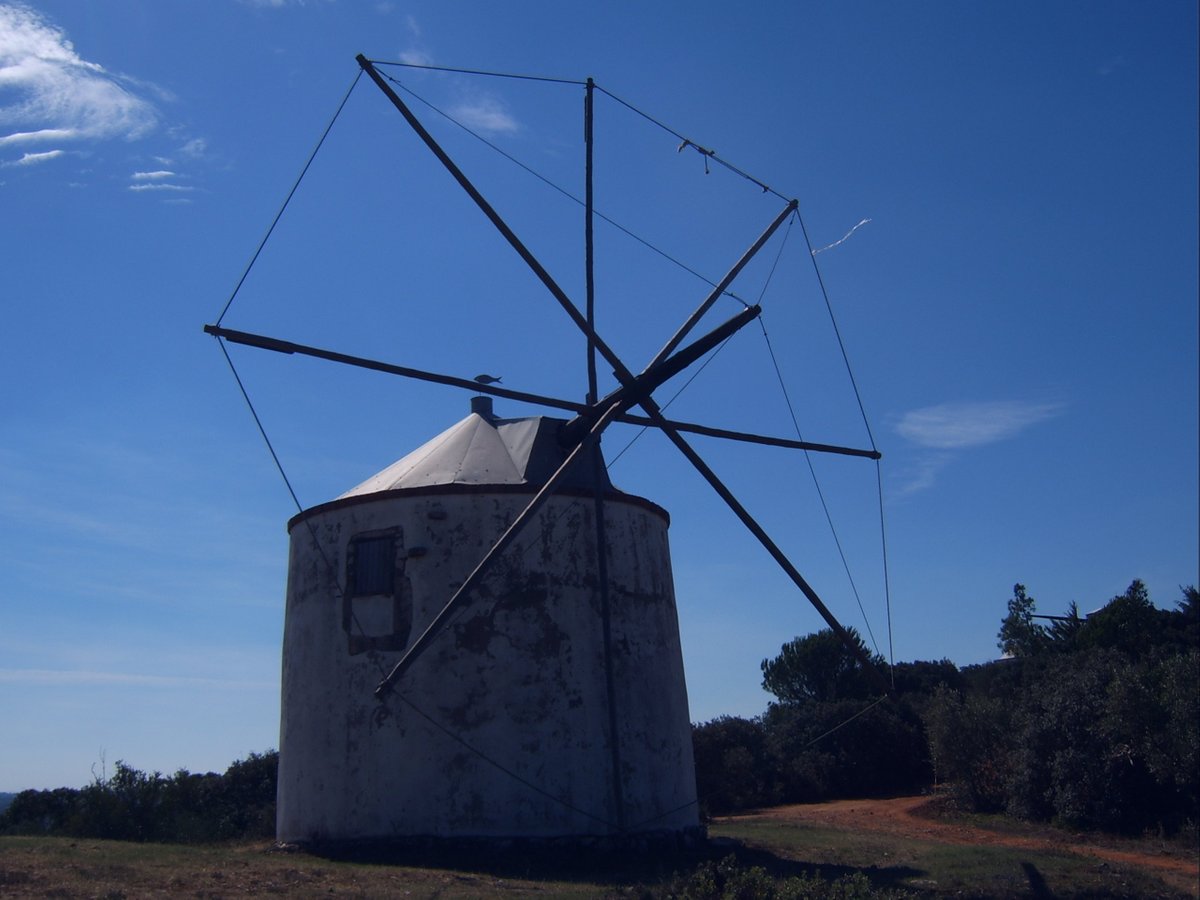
[{"x1": 339, "y1": 405, "x2": 613, "y2": 498}]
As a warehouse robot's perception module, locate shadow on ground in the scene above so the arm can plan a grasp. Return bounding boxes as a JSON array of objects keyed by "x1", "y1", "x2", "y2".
[{"x1": 288, "y1": 833, "x2": 925, "y2": 894}]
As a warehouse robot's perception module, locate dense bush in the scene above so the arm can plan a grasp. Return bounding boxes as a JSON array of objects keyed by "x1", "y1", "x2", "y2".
[
  {"x1": 693, "y1": 581, "x2": 1197, "y2": 837},
  {"x1": 929, "y1": 582, "x2": 1199, "y2": 835},
  {"x1": 764, "y1": 699, "x2": 929, "y2": 802},
  {"x1": 692, "y1": 694, "x2": 933, "y2": 816},
  {"x1": 0, "y1": 751, "x2": 277, "y2": 843},
  {"x1": 692, "y1": 716, "x2": 778, "y2": 814},
  {"x1": 922, "y1": 685, "x2": 1011, "y2": 812},
  {"x1": 651, "y1": 855, "x2": 906, "y2": 899}
]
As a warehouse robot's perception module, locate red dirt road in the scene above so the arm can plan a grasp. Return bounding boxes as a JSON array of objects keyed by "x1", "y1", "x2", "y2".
[{"x1": 722, "y1": 796, "x2": 1199, "y2": 897}]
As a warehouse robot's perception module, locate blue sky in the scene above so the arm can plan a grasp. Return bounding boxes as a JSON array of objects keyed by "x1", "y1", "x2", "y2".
[{"x1": 1, "y1": 1, "x2": 1196, "y2": 792}]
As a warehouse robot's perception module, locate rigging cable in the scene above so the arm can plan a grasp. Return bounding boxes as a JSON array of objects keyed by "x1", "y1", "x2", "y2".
[
  {"x1": 217, "y1": 335, "x2": 645, "y2": 824},
  {"x1": 377, "y1": 69, "x2": 753, "y2": 308},
  {"x1": 794, "y1": 211, "x2": 896, "y2": 671},
  {"x1": 594, "y1": 85, "x2": 782, "y2": 200},
  {"x1": 201, "y1": 61, "x2": 714, "y2": 813},
  {"x1": 390, "y1": 692, "x2": 619, "y2": 830},
  {"x1": 372, "y1": 58, "x2": 584, "y2": 87},
  {"x1": 214, "y1": 69, "x2": 363, "y2": 327},
  {"x1": 801, "y1": 695, "x2": 888, "y2": 749},
  {"x1": 215, "y1": 338, "x2": 391, "y2": 681},
  {"x1": 754, "y1": 214, "x2": 881, "y2": 654},
  {"x1": 758, "y1": 322, "x2": 880, "y2": 656},
  {"x1": 209, "y1": 58, "x2": 900, "y2": 822}
]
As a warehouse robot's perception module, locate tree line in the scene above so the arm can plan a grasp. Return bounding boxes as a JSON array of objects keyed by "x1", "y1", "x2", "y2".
[
  {"x1": 693, "y1": 580, "x2": 1197, "y2": 837},
  {"x1": 3, "y1": 580, "x2": 1194, "y2": 843},
  {"x1": 0, "y1": 751, "x2": 276, "y2": 842}
]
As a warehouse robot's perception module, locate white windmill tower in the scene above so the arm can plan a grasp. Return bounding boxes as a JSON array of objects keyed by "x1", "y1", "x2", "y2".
[{"x1": 206, "y1": 54, "x2": 889, "y2": 847}]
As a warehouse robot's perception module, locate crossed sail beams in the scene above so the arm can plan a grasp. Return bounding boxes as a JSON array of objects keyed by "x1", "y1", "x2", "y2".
[
  {"x1": 353, "y1": 55, "x2": 890, "y2": 697},
  {"x1": 205, "y1": 55, "x2": 890, "y2": 700}
]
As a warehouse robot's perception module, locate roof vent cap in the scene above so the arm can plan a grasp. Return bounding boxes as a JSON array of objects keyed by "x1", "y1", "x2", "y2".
[{"x1": 470, "y1": 395, "x2": 495, "y2": 421}]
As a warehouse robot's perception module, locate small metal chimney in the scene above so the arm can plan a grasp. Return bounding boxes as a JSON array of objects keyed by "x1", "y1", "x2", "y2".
[{"x1": 470, "y1": 395, "x2": 494, "y2": 420}]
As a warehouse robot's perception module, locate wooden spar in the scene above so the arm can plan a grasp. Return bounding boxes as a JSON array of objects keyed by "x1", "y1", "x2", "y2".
[
  {"x1": 558, "y1": 303, "x2": 762, "y2": 446},
  {"x1": 356, "y1": 55, "x2": 628, "y2": 380},
  {"x1": 554, "y1": 299, "x2": 896, "y2": 697},
  {"x1": 585, "y1": 77, "x2": 598, "y2": 406},
  {"x1": 373, "y1": 301, "x2": 765, "y2": 694},
  {"x1": 202, "y1": 324, "x2": 880, "y2": 459},
  {"x1": 263, "y1": 56, "x2": 893, "y2": 699},
  {"x1": 649, "y1": 198, "x2": 796, "y2": 369},
  {"x1": 374, "y1": 398, "x2": 626, "y2": 697}
]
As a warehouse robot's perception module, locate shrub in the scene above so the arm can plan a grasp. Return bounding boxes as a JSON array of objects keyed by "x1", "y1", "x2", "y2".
[{"x1": 0, "y1": 750, "x2": 278, "y2": 843}]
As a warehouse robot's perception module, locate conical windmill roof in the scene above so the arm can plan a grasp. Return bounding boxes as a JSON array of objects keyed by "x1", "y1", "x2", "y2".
[{"x1": 338, "y1": 398, "x2": 613, "y2": 498}]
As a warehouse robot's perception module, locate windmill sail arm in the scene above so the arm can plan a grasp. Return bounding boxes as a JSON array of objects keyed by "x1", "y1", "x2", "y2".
[
  {"x1": 616, "y1": 414, "x2": 880, "y2": 459},
  {"x1": 638, "y1": 393, "x2": 893, "y2": 696},
  {"x1": 357, "y1": 55, "x2": 628, "y2": 391},
  {"x1": 649, "y1": 198, "x2": 796, "y2": 368},
  {"x1": 559, "y1": 302, "x2": 761, "y2": 446},
  {"x1": 556, "y1": 295, "x2": 891, "y2": 693},
  {"x1": 374, "y1": 398, "x2": 626, "y2": 696},
  {"x1": 203, "y1": 324, "x2": 587, "y2": 413},
  {"x1": 205, "y1": 324, "x2": 877, "y2": 459}
]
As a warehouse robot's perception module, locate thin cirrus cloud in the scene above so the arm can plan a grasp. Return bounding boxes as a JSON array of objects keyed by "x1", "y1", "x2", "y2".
[
  {"x1": 895, "y1": 400, "x2": 1064, "y2": 450},
  {"x1": 0, "y1": 5, "x2": 158, "y2": 149},
  {"x1": 0, "y1": 4, "x2": 202, "y2": 196},
  {"x1": 394, "y1": 16, "x2": 520, "y2": 137},
  {"x1": 450, "y1": 97, "x2": 520, "y2": 135},
  {"x1": 0, "y1": 668, "x2": 273, "y2": 690},
  {"x1": 127, "y1": 182, "x2": 194, "y2": 193},
  {"x1": 2, "y1": 147, "x2": 63, "y2": 166},
  {"x1": 890, "y1": 400, "x2": 1064, "y2": 498}
]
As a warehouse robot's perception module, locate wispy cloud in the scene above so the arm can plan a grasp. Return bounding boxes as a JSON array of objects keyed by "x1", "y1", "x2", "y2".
[
  {"x1": 391, "y1": 15, "x2": 520, "y2": 136},
  {"x1": 0, "y1": 668, "x2": 273, "y2": 690},
  {"x1": 0, "y1": 5, "x2": 208, "y2": 198},
  {"x1": 0, "y1": 5, "x2": 158, "y2": 150},
  {"x1": 896, "y1": 400, "x2": 1063, "y2": 450},
  {"x1": 397, "y1": 13, "x2": 431, "y2": 67},
  {"x1": 889, "y1": 452, "x2": 950, "y2": 500},
  {"x1": 450, "y1": 97, "x2": 520, "y2": 135},
  {"x1": 3, "y1": 147, "x2": 62, "y2": 166},
  {"x1": 238, "y1": 0, "x2": 334, "y2": 7},
  {"x1": 128, "y1": 182, "x2": 194, "y2": 192},
  {"x1": 397, "y1": 48, "x2": 433, "y2": 67},
  {"x1": 177, "y1": 136, "x2": 207, "y2": 159},
  {"x1": 0, "y1": 127, "x2": 74, "y2": 146},
  {"x1": 888, "y1": 399, "x2": 1064, "y2": 497}
]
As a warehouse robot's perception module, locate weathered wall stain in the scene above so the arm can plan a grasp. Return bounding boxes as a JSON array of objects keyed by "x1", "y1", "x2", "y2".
[{"x1": 277, "y1": 415, "x2": 697, "y2": 843}]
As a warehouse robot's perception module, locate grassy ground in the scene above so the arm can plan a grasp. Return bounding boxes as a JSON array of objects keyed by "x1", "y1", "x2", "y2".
[
  {"x1": 0, "y1": 814, "x2": 1193, "y2": 898},
  {"x1": 711, "y1": 818, "x2": 1192, "y2": 898}
]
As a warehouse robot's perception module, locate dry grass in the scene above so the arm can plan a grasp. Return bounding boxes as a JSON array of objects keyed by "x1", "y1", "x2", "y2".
[
  {"x1": 2, "y1": 802, "x2": 1195, "y2": 899},
  {"x1": 0, "y1": 837, "x2": 605, "y2": 898}
]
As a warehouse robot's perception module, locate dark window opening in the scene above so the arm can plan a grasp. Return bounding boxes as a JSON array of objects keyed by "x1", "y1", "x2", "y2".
[
  {"x1": 344, "y1": 529, "x2": 411, "y2": 656},
  {"x1": 351, "y1": 535, "x2": 394, "y2": 596}
]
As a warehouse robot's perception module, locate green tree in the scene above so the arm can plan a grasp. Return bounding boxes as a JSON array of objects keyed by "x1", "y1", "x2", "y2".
[
  {"x1": 760, "y1": 627, "x2": 883, "y2": 704},
  {"x1": 1076, "y1": 579, "x2": 1164, "y2": 659},
  {"x1": 997, "y1": 583, "x2": 1047, "y2": 657},
  {"x1": 1177, "y1": 585, "x2": 1200, "y2": 647},
  {"x1": 691, "y1": 716, "x2": 775, "y2": 815},
  {"x1": 1044, "y1": 600, "x2": 1084, "y2": 650},
  {"x1": 923, "y1": 684, "x2": 1012, "y2": 811}
]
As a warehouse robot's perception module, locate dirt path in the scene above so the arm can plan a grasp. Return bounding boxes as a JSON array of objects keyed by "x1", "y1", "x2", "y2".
[{"x1": 722, "y1": 796, "x2": 1199, "y2": 897}]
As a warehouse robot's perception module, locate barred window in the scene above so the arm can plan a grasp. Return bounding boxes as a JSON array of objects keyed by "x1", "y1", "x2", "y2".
[{"x1": 350, "y1": 535, "x2": 394, "y2": 596}]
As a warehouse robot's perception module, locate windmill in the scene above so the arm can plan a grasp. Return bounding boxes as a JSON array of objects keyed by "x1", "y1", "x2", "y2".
[{"x1": 205, "y1": 55, "x2": 890, "y2": 846}]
